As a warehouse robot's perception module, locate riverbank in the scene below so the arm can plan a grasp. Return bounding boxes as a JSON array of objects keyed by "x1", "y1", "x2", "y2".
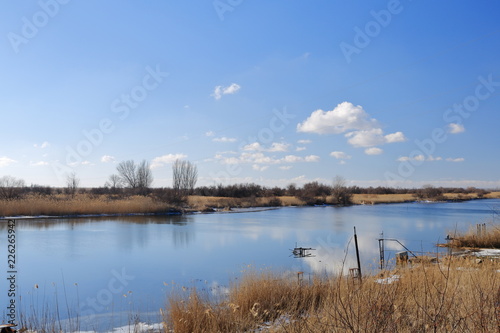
[
  {"x1": 164, "y1": 256, "x2": 500, "y2": 332},
  {"x1": 1, "y1": 192, "x2": 499, "y2": 218}
]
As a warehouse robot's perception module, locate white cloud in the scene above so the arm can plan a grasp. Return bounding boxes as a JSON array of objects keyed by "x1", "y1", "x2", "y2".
[
  {"x1": 211, "y1": 83, "x2": 241, "y2": 100},
  {"x1": 34, "y1": 141, "x2": 50, "y2": 149},
  {"x1": 346, "y1": 129, "x2": 406, "y2": 148},
  {"x1": 297, "y1": 139, "x2": 312, "y2": 144},
  {"x1": 101, "y1": 155, "x2": 116, "y2": 163},
  {"x1": 448, "y1": 123, "x2": 465, "y2": 134},
  {"x1": 252, "y1": 164, "x2": 269, "y2": 172},
  {"x1": 81, "y1": 161, "x2": 92, "y2": 165},
  {"x1": 30, "y1": 161, "x2": 49, "y2": 166},
  {"x1": 213, "y1": 137, "x2": 237, "y2": 143},
  {"x1": 305, "y1": 155, "x2": 320, "y2": 162},
  {"x1": 297, "y1": 102, "x2": 406, "y2": 149},
  {"x1": 296, "y1": 147, "x2": 306, "y2": 152},
  {"x1": 330, "y1": 151, "x2": 352, "y2": 159},
  {"x1": 364, "y1": 147, "x2": 383, "y2": 155},
  {"x1": 297, "y1": 102, "x2": 379, "y2": 134},
  {"x1": 446, "y1": 157, "x2": 465, "y2": 162},
  {"x1": 205, "y1": 131, "x2": 215, "y2": 137},
  {"x1": 216, "y1": 151, "x2": 319, "y2": 165},
  {"x1": 384, "y1": 132, "x2": 406, "y2": 143},
  {"x1": 151, "y1": 153, "x2": 188, "y2": 169},
  {"x1": 242, "y1": 142, "x2": 289, "y2": 152},
  {"x1": 0, "y1": 157, "x2": 17, "y2": 167},
  {"x1": 268, "y1": 142, "x2": 290, "y2": 152},
  {"x1": 279, "y1": 166, "x2": 292, "y2": 170},
  {"x1": 243, "y1": 142, "x2": 263, "y2": 151},
  {"x1": 397, "y1": 155, "x2": 445, "y2": 162},
  {"x1": 282, "y1": 155, "x2": 302, "y2": 163}
]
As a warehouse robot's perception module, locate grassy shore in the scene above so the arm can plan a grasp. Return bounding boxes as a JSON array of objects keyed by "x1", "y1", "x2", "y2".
[
  {"x1": 0, "y1": 194, "x2": 176, "y2": 217},
  {"x1": 447, "y1": 223, "x2": 500, "y2": 249},
  {"x1": 0, "y1": 192, "x2": 499, "y2": 218},
  {"x1": 351, "y1": 191, "x2": 500, "y2": 205},
  {"x1": 164, "y1": 257, "x2": 500, "y2": 332}
]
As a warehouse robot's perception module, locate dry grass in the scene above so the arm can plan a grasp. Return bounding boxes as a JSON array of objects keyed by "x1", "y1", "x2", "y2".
[
  {"x1": 188, "y1": 196, "x2": 305, "y2": 211},
  {"x1": 352, "y1": 192, "x2": 500, "y2": 205},
  {"x1": 351, "y1": 193, "x2": 415, "y2": 204},
  {"x1": 3, "y1": 191, "x2": 498, "y2": 217},
  {"x1": 164, "y1": 259, "x2": 500, "y2": 332},
  {"x1": 0, "y1": 194, "x2": 174, "y2": 217},
  {"x1": 449, "y1": 224, "x2": 500, "y2": 249},
  {"x1": 486, "y1": 191, "x2": 500, "y2": 199}
]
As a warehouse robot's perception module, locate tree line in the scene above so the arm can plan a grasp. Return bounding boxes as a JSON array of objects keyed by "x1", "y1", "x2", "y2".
[{"x1": 0, "y1": 158, "x2": 491, "y2": 206}]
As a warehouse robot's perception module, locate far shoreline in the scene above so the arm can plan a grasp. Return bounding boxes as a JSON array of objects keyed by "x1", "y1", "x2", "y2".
[{"x1": 1, "y1": 192, "x2": 498, "y2": 220}]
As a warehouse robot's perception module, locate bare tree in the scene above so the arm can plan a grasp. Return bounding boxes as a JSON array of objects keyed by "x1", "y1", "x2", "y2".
[
  {"x1": 117, "y1": 160, "x2": 138, "y2": 188},
  {"x1": 104, "y1": 174, "x2": 123, "y2": 193},
  {"x1": 172, "y1": 159, "x2": 198, "y2": 195},
  {"x1": 0, "y1": 176, "x2": 25, "y2": 200},
  {"x1": 66, "y1": 172, "x2": 80, "y2": 197},
  {"x1": 332, "y1": 175, "x2": 352, "y2": 206},
  {"x1": 116, "y1": 159, "x2": 153, "y2": 192},
  {"x1": 136, "y1": 160, "x2": 153, "y2": 189}
]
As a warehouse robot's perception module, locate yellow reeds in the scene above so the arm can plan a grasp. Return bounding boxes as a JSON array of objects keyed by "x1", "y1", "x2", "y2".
[
  {"x1": 449, "y1": 223, "x2": 500, "y2": 249},
  {"x1": 0, "y1": 194, "x2": 175, "y2": 217},
  {"x1": 164, "y1": 259, "x2": 500, "y2": 332}
]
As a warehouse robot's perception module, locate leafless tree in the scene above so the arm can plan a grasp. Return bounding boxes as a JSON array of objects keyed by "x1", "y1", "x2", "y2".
[
  {"x1": 117, "y1": 160, "x2": 138, "y2": 188},
  {"x1": 172, "y1": 159, "x2": 198, "y2": 195},
  {"x1": 332, "y1": 175, "x2": 352, "y2": 205},
  {"x1": 0, "y1": 176, "x2": 25, "y2": 200},
  {"x1": 105, "y1": 174, "x2": 123, "y2": 189},
  {"x1": 137, "y1": 160, "x2": 153, "y2": 189},
  {"x1": 66, "y1": 172, "x2": 80, "y2": 197},
  {"x1": 116, "y1": 159, "x2": 153, "y2": 191}
]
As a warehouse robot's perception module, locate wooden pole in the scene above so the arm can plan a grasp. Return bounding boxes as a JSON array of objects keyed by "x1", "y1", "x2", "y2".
[{"x1": 354, "y1": 226, "x2": 362, "y2": 280}]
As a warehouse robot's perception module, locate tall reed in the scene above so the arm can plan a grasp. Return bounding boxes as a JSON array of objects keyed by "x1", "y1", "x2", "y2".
[{"x1": 164, "y1": 258, "x2": 500, "y2": 332}]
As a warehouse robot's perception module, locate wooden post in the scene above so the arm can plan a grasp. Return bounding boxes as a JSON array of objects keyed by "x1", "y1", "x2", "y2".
[{"x1": 354, "y1": 227, "x2": 362, "y2": 280}]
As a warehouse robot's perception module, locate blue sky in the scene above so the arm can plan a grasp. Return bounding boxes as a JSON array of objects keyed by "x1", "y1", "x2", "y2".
[{"x1": 0, "y1": 0, "x2": 499, "y2": 188}]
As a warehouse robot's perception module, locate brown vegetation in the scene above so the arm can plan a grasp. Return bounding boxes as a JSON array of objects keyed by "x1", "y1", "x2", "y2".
[
  {"x1": 165, "y1": 259, "x2": 500, "y2": 332},
  {"x1": 448, "y1": 223, "x2": 500, "y2": 249},
  {"x1": 0, "y1": 188, "x2": 498, "y2": 218},
  {"x1": 0, "y1": 194, "x2": 175, "y2": 217}
]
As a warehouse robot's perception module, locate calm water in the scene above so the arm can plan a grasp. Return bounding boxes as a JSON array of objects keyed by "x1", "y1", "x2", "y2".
[{"x1": 1, "y1": 199, "x2": 499, "y2": 331}]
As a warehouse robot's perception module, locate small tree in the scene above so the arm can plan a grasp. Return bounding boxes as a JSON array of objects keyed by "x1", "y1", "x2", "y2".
[
  {"x1": 419, "y1": 184, "x2": 445, "y2": 201},
  {"x1": 0, "y1": 176, "x2": 25, "y2": 200},
  {"x1": 332, "y1": 176, "x2": 352, "y2": 206},
  {"x1": 104, "y1": 174, "x2": 123, "y2": 194},
  {"x1": 66, "y1": 172, "x2": 80, "y2": 197}
]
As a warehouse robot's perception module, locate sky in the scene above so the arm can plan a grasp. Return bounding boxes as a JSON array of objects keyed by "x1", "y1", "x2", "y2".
[{"x1": 0, "y1": 0, "x2": 499, "y2": 189}]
